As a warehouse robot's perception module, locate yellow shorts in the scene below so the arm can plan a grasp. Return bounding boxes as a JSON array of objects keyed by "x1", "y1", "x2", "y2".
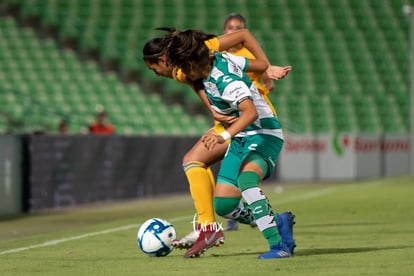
[
  {"x1": 210, "y1": 121, "x2": 230, "y2": 144},
  {"x1": 211, "y1": 120, "x2": 226, "y2": 134}
]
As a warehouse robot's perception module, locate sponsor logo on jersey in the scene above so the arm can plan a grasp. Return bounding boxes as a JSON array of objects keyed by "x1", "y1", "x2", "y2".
[
  {"x1": 204, "y1": 81, "x2": 220, "y2": 97},
  {"x1": 210, "y1": 67, "x2": 224, "y2": 80}
]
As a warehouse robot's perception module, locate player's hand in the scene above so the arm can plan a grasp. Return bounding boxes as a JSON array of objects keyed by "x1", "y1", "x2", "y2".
[
  {"x1": 211, "y1": 109, "x2": 238, "y2": 125},
  {"x1": 201, "y1": 133, "x2": 225, "y2": 150},
  {"x1": 265, "y1": 65, "x2": 292, "y2": 80}
]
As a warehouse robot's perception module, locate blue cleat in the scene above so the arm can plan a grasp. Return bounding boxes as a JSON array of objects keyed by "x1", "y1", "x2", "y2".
[
  {"x1": 224, "y1": 219, "x2": 239, "y2": 231},
  {"x1": 276, "y1": 212, "x2": 296, "y2": 254},
  {"x1": 258, "y1": 243, "x2": 291, "y2": 259}
]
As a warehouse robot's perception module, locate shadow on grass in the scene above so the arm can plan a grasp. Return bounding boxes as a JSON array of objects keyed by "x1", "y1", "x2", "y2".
[
  {"x1": 296, "y1": 245, "x2": 414, "y2": 256},
  {"x1": 207, "y1": 245, "x2": 414, "y2": 258},
  {"x1": 300, "y1": 222, "x2": 385, "y2": 228}
]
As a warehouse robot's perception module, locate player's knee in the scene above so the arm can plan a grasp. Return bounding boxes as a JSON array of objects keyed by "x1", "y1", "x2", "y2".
[
  {"x1": 213, "y1": 197, "x2": 240, "y2": 217},
  {"x1": 182, "y1": 150, "x2": 194, "y2": 164},
  {"x1": 182, "y1": 161, "x2": 206, "y2": 173}
]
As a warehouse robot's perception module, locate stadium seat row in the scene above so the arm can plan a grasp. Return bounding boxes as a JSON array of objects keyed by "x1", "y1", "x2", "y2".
[
  {"x1": 0, "y1": 0, "x2": 411, "y2": 135},
  {"x1": 0, "y1": 15, "x2": 210, "y2": 134}
]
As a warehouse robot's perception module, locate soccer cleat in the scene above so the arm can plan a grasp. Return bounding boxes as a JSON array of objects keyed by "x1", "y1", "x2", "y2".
[
  {"x1": 183, "y1": 223, "x2": 225, "y2": 258},
  {"x1": 258, "y1": 243, "x2": 292, "y2": 259},
  {"x1": 277, "y1": 211, "x2": 296, "y2": 254},
  {"x1": 171, "y1": 230, "x2": 199, "y2": 250},
  {"x1": 224, "y1": 219, "x2": 239, "y2": 231}
]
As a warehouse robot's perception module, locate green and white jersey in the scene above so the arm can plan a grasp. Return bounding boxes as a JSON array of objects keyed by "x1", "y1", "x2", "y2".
[{"x1": 203, "y1": 52, "x2": 283, "y2": 140}]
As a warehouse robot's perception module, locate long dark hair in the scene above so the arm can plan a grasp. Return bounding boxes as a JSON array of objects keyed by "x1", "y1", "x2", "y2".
[
  {"x1": 166, "y1": 29, "x2": 216, "y2": 69},
  {"x1": 142, "y1": 27, "x2": 176, "y2": 63}
]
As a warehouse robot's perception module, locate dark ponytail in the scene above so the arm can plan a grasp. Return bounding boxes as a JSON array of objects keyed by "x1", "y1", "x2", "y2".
[{"x1": 167, "y1": 29, "x2": 216, "y2": 68}]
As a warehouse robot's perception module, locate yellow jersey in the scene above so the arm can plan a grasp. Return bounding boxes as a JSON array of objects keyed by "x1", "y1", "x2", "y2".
[{"x1": 204, "y1": 38, "x2": 277, "y2": 115}]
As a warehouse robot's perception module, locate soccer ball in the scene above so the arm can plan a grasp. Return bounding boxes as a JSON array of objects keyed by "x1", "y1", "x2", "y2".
[{"x1": 136, "y1": 218, "x2": 176, "y2": 257}]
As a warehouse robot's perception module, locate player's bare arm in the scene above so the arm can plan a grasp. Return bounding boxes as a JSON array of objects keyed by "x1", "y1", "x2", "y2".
[
  {"x1": 246, "y1": 58, "x2": 268, "y2": 74},
  {"x1": 217, "y1": 29, "x2": 270, "y2": 66},
  {"x1": 211, "y1": 109, "x2": 238, "y2": 126},
  {"x1": 201, "y1": 98, "x2": 258, "y2": 151}
]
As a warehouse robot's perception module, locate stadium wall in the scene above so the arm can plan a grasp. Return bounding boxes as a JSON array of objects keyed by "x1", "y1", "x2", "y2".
[
  {"x1": 0, "y1": 135, "x2": 22, "y2": 215},
  {"x1": 279, "y1": 133, "x2": 410, "y2": 181},
  {"x1": 0, "y1": 134, "x2": 410, "y2": 214},
  {"x1": 24, "y1": 135, "x2": 205, "y2": 212}
]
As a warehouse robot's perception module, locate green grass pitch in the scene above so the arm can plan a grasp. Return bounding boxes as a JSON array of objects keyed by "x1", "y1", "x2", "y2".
[{"x1": 1, "y1": 176, "x2": 413, "y2": 275}]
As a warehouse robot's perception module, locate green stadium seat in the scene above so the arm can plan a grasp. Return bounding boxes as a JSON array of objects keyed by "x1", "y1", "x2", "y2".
[
  {"x1": 308, "y1": 94, "x2": 330, "y2": 133},
  {"x1": 1, "y1": 0, "x2": 409, "y2": 135},
  {"x1": 267, "y1": 1, "x2": 289, "y2": 31},
  {"x1": 19, "y1": 0, "x2": 42, "y2": 18},
  {"x1": 0, "y1": 14, "x2": 214, "y2": 135}
]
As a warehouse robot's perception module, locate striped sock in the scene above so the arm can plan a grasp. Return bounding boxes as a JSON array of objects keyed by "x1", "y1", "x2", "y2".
[{"x1": 238, "y1": 171, "x2": 281, "y2": 246}]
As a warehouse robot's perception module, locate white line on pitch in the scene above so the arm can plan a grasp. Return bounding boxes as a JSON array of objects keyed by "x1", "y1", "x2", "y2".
[
  {"x1": 0, "y1": 188, "x2": 336, "y2": 256},
  {"x1": 0, "y1": 215, "x2": 192, "y2": 256}
]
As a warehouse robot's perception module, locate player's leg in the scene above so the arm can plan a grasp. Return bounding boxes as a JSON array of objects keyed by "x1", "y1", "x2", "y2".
[
  {"x1": 239, "y1": 136, "x2": 291, "y2": 259},
  {"x1": 175, "y1": 127, "x2": 227, "y2": 252},
  {"x1": 212, "y1": 139, "x2": 257, "y2": 226},
  {"x1": 248, "y1": 135, "x2": 295, "y2": 254},
  {"x1": 211, "y1": 137, "x2": 288, "y2": 259},
  {"x1": 183, "y1": 134, "x2": 240, "y2": 258},
  {"x1": 214, "y1": 182, "x2": 295, "y2": 254},
  {"x1": 183, "y1": 127, "x2": 228, "y2": 224},
  {"x1": 213, "y1": 184, "x2": 254, "y2": 224},
  {"x1": 238, "y1": 163, "x2": 290, "y2": 259},
  {"x1": 213, "y1": 136, "x2": 295, "y2": 256},
  {"x1": 212, "y1": 140, "x2": 254, "y2": 226}
]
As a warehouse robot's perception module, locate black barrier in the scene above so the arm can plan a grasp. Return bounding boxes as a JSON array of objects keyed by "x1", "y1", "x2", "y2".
[
  {"x1": 26, "y1": 135, "x2": 202, "y2": 211},
  {"x1": 0, "y1": 135, "x2": 23, "y2": 215}
]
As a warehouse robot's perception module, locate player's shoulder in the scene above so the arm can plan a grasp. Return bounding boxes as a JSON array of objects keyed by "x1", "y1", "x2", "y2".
[{"x1": 204, "y1": 37, "x2": 220, "y2": 51}]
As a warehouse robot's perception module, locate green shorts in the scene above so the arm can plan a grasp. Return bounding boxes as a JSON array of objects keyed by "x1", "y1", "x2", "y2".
[{"x1": 216, "y1": 134, "x2": 284, "y2": 187}]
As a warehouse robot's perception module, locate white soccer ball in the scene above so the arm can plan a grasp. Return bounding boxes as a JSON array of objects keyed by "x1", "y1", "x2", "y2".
[{"x1": 137, "y1": 218, "x2": 176, "y2": 257}]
